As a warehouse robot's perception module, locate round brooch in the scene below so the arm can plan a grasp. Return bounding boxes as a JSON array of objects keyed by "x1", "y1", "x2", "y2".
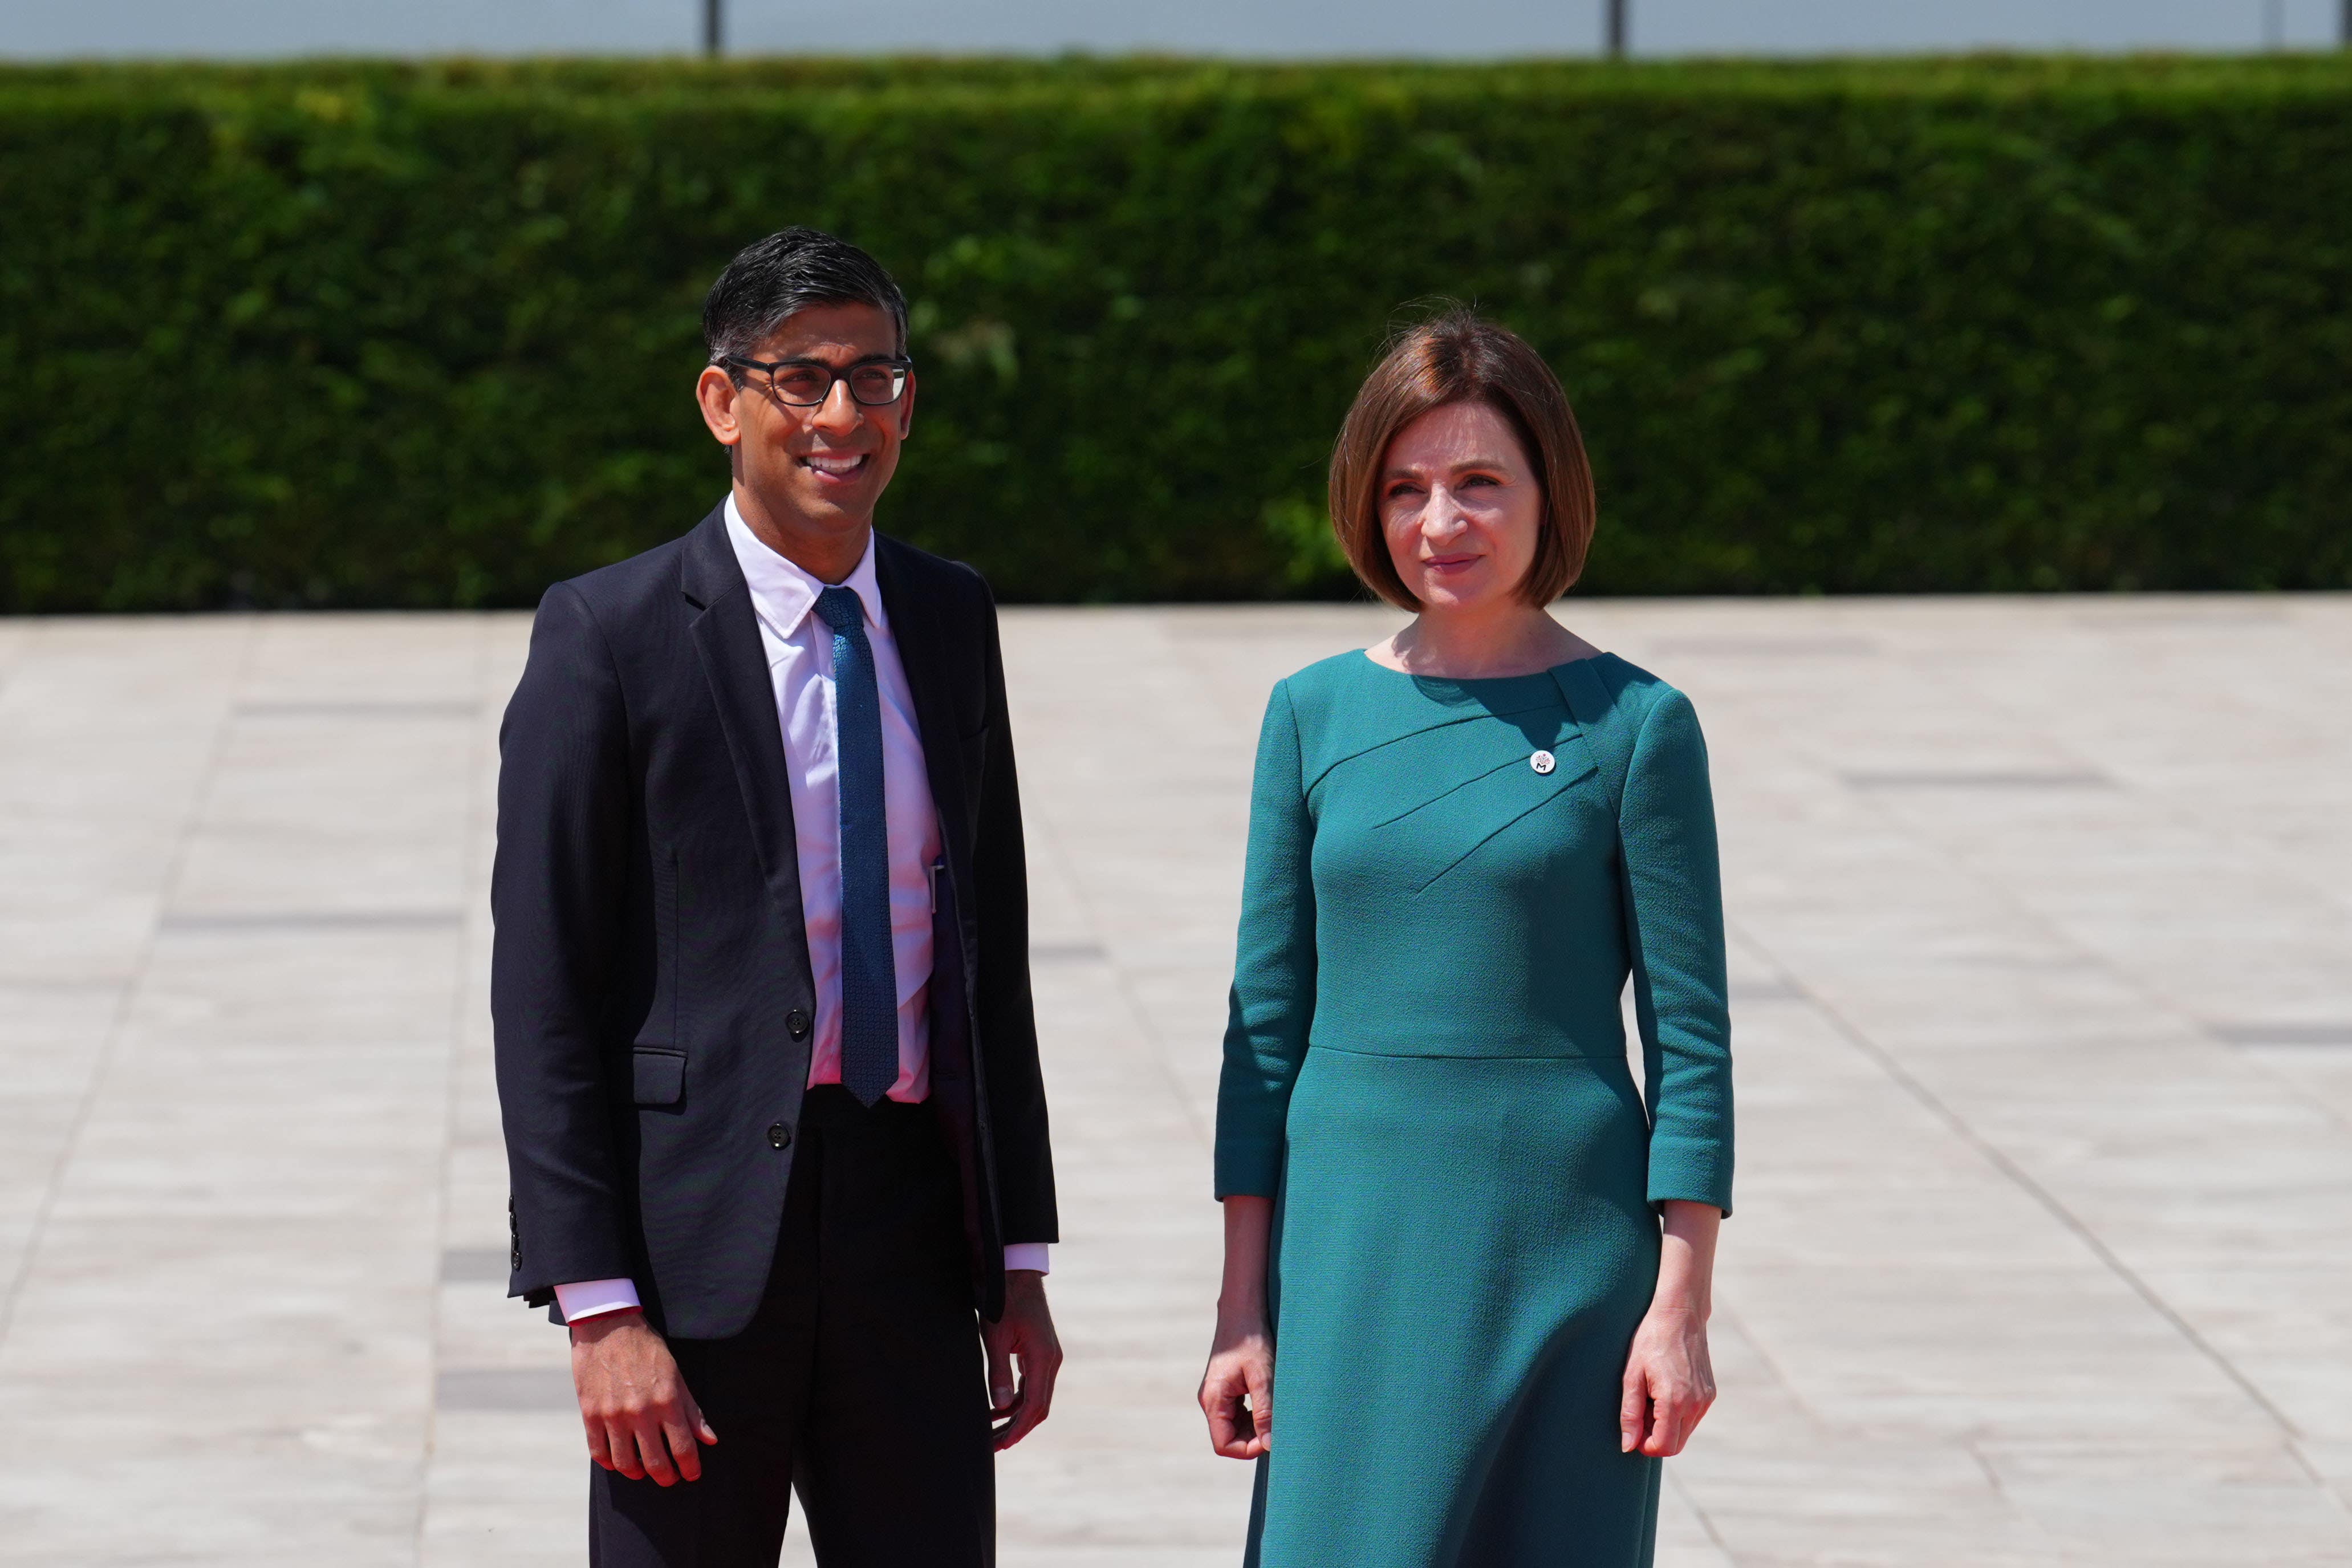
[{"x1": 1530, "y1": 749, "x2": 1557, "y2": 775}]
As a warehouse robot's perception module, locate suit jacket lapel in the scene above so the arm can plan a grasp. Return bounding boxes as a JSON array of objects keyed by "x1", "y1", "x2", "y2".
[
  {"x1": 874, "y1": 534, "x2": 973, "y2": 871},
  {"x1": 681, "y1": 507, "x2": 810, "y2": 941}
]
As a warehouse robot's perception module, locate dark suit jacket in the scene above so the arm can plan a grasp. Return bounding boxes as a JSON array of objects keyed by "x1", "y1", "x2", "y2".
[{"x1": 492, "y1": 503, "x2": 1058, "y2": 1339}]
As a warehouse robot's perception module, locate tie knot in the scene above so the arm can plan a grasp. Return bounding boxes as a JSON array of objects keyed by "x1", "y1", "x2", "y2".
[{"x1": 814, "y1": 585, "x2": 865, "y2": 635}]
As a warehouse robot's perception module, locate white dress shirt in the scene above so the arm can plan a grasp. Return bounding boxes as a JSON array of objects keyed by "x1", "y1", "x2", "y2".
[{"x1": 554, "y1": 500, "x2": 1047, "y2": 1325}]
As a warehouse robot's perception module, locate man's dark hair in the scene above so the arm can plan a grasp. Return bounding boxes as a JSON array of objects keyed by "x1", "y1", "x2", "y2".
[{"x1": 702, "y1": 226, "x2": 909, "y2": 375}]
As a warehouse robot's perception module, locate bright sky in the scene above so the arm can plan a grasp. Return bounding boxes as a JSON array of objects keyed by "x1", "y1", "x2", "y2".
[{"x1": 6, "y1": 0, "x2": 2343, "y2": 59}]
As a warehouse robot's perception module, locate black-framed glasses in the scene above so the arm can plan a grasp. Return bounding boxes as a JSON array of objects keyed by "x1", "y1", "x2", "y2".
[{"x1": 723, "y1": 355, "x2": 912, "y2": 408}]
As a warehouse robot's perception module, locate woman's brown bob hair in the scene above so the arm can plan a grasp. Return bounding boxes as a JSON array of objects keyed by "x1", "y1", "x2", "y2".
[{"x1": 1327, "y1": 310, "x2": 1597, "y2": 610}]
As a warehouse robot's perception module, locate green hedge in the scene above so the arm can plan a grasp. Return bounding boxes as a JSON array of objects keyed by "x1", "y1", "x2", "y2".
[{"x1": 3, "y1": 56, "x2": 2349, "y2": 609}]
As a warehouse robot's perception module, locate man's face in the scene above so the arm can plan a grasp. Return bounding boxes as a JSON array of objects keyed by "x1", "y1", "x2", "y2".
[{"x1": 696, "y1": 301, "x2": 916, "y2": 545}]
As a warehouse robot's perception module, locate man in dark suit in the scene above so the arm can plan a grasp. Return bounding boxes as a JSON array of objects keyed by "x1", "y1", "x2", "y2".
[{"x1": 493, "y1": 226, "x2": 1061, "y2": 1566}]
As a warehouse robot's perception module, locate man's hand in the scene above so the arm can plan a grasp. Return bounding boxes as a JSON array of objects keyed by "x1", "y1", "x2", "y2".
[
  {"x1": 570, "y1": 1310, "x2": 717, "y2": 1485},
  {"x1": 980, "y1": 1269, "x2": 1063, "y2": 1451}
]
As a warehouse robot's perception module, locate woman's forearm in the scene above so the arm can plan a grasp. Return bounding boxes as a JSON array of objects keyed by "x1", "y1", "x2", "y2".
[
  {"x1": 1651, "y1": 1199, "x2": 1721, "y2": 1319},
  {"x1": 1217, "y1": 1196, "x2": 1275, "y2": 1323}
]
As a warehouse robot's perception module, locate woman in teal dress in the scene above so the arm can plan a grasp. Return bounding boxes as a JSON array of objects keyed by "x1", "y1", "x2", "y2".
[{"x1": 1198, "y1": 311, "x2": 1733, "y2": 1567}]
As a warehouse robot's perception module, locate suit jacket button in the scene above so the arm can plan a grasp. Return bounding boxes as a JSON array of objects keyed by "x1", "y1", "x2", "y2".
[
  {"x1": 768, "y1": 1122, "x2": 792, "y2": 1149},
  {"x1": 787, "y1": 1009, "x2": 811, "y2": 1040}
]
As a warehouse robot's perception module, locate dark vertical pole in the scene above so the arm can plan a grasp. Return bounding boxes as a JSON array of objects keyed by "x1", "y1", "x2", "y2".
[
  {"x1": 703, "y1": 0, "x2": 722, "y2": 58},
  {"x1": 1605, "y1": 0, "x2": 1627, "y2": 58},
  {"x1": 2342, "y1": 0, "x2": 2350, "y2": 47}
]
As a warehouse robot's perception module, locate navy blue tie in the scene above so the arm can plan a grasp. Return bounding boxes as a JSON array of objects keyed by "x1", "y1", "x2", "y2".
[{"x1": 814, "y1": 586, "x2": 900, "y2": 1107}]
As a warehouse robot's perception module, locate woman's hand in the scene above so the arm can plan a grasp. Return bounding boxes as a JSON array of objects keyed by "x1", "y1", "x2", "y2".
[
  {"x1": 1620, "y1": 1198, "x2": 1724, "y2": 1458},
  {"x1": 1619, "y1": 1303, "x2": 1716, "y2": 1457},
  {"x1": 1201, "y1": 1193, "x2": 1277, "y2": 1459},
  {"x1": 1200, "y1": 1310, "x2": 1275, "y2": 1459}
]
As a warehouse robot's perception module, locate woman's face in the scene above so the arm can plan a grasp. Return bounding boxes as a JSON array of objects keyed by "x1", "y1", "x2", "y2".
[{"x1": 1378, "y1": 401, "x2": 1544, "y2": 614}]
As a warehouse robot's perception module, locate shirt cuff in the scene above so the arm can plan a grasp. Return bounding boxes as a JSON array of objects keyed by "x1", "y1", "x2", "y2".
[
  {"x1": 1002, "y1": 1243, "x2": 1051, "y2": 1275},
  {"x1": 553, "y1": 1278, "x2": 642, "y2": 1322}
]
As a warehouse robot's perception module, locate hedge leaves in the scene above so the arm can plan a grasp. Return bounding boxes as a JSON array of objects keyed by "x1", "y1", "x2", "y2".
[{"x1": 2, "y1": 57, "x2": 2347, "y2": 608}]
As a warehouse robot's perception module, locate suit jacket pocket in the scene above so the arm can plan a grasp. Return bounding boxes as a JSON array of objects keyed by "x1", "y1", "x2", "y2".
[{"x1": 632, "y1": 1046, "x2": 686, "y2": 1107}]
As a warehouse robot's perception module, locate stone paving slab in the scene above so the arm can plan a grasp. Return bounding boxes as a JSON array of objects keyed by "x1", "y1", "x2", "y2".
[{"x1": 1, "y1": 598, "x2": 2349, "y2": 1565}]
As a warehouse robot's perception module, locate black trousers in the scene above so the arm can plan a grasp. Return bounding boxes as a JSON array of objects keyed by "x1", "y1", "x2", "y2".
[{"x1": 590, "y1": 1087, "x2": 994, "y2": 1567}]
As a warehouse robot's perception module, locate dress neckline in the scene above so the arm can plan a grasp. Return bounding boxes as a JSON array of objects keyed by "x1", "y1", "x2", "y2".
[{"x1": 1356, "y1": 649, "x2": 1608, "y2": 686}]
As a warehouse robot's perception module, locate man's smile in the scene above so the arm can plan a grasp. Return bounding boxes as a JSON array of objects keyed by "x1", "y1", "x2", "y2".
[{"x1": 798, "y1": 451, "x2": 872, "y2": 484}]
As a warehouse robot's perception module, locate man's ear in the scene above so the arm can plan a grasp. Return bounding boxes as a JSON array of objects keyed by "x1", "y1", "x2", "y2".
[
  {"x1": 896, "y1": 368, "x2": 918, "y2": 440},
  {"x1": 696, "y1": 365, "x2": 745, "y2": 448}
]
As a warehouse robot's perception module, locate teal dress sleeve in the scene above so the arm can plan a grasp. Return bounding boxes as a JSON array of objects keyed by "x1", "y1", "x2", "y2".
[
  {"x1": 1214, "y1": 680, "x2": 1316, "y2": 1199},
  {"x1": 1620, "y1": 687, "x2": 1736, "y2": 1214}
]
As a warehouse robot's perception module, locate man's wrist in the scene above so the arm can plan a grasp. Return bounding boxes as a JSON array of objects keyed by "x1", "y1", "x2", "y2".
[{"x1": 567, "y1": 1305, "x2": 644, "y2": 1343}]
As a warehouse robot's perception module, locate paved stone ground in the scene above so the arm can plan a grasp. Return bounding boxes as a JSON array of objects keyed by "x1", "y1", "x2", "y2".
[{"x1": 2, "y1": 597, "x2": 2350, "y2": 1567}]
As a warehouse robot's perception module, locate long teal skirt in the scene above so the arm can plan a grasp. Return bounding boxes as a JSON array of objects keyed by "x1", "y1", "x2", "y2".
[{"x1": 1246, "y1": 1045, "x2": 1664, "y2": 1568}]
